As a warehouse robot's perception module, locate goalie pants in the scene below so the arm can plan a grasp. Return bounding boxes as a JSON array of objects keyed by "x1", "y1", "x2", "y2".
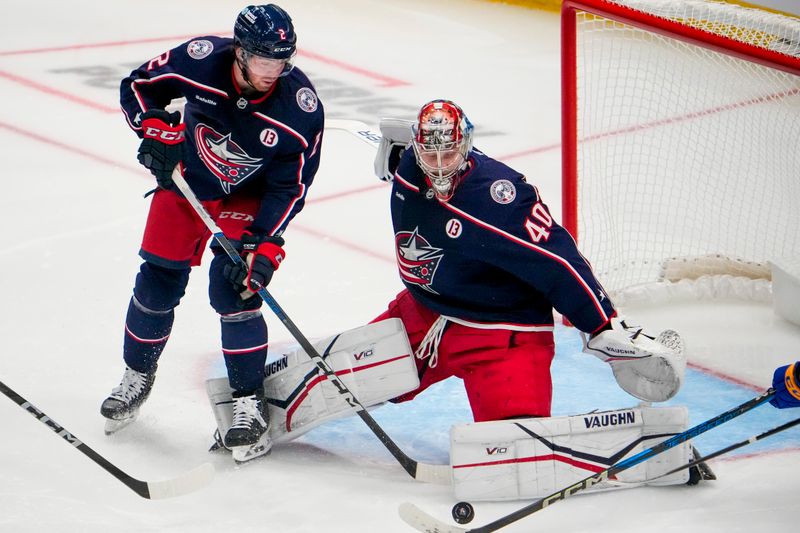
[{"x1": 373, "y1": 289, "x2": 555, "y2": 421}]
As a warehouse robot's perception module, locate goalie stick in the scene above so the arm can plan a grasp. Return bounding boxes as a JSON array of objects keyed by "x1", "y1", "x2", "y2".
[
  {"x1": 169, "y1": 166, "x2": 450, "y2": 485},
  {"x1": 325, "y1": 118, "x2": 383, "y2": 149},
  {"x1": 399, "y1": 387, "x2": 776, "y2": 533},
  {"x1": 0, "y1": 379, "x2": 214, "y2": 500}
]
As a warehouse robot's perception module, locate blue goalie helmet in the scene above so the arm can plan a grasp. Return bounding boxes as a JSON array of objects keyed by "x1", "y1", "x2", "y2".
[{"x1": 234, "y1": 4, "x2": 297, "y2": 61}]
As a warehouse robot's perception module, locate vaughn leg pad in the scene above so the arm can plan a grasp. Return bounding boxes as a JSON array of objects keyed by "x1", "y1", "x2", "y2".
[
  {"x1": 450, "y1": 405, "x2": 690, "y2": 501},
  {"x1": 207, "y1": 318, "x2": 418, "y2": 446}
]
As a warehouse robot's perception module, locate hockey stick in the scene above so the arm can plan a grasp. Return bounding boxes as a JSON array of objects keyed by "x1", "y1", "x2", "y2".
[
  {"x1": 0, "y1": 379, "x2": 214, "y2": 499},
  {"x1": 170, "y1": 167, "x2": 450, "y2": 485},
  {"x1": 399, "y1": 387, "x2": 776, "y2": 533},
  {"x1": 325, "y1": 118, "x2": 383, "y2": 149},
  {"x1": 612, "y1": 414, "x2": 800, "y2": 486}
]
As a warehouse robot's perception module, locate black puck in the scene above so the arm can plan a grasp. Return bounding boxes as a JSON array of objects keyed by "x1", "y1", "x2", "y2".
[{"x1": 452, "y1": 501, "x2": 475, "y2": 524}]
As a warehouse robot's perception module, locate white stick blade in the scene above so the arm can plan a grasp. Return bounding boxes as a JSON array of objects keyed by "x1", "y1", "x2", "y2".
[
  {"x1": 324, "y1": 119, "x2": 382, "y2": 148},
  {"x1": 415, "y1": 463, "x2": 452, "y2": 485},
  {"x1": 398, "y1": 502, "x2": 467, "y2": 533},
  {"x1": 146, "y1": 462, "x2": 215, "y2": 500}
]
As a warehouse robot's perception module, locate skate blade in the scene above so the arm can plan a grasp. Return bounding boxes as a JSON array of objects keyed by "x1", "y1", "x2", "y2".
[
  {"x1": 209, "y1": 430, "x2": 230, "y2": 453},
  {"x1": 104, "y1": 413, "x2": 138, "y2": 435},
  {"x1": 231, "y1": 434, "x2": 273, "y2": 464}
]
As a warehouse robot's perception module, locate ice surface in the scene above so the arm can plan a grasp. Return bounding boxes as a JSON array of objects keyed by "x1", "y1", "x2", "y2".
[{"x1": 0, "y1": 1, "x2": 796, "y2": 532}]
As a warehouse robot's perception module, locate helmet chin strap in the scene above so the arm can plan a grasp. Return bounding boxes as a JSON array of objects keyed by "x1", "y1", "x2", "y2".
[{"x1": 235, "y1": 50, "x2": 263, "y2": 94}]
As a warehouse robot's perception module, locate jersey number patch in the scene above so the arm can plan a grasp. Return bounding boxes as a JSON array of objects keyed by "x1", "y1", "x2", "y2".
[
  {"x1": 147, "y1": 52, "x2": 170, "y2": 71},
  {"x1": 524, "y1": 202, "x2": 553, "y2": 243}
]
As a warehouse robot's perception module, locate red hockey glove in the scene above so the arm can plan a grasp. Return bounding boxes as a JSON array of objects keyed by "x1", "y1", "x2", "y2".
[
  {"x1": 137, "y1": 110, "x2": 185, "y2": 188},
  {"x1": 224, "y1": 233, "x2": 285, "y2": 298}
]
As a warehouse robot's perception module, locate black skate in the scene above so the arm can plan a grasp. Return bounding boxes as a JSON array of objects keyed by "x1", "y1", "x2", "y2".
[
  {"x1": 101, "y1": 366, "x2": 156, "y2": 435},
  {"x1": 224, "y1": 390, "x2": 272, "y2": 463},
  {"x1": 687, "y1": 445, "x2": 717, "y2": 485}
]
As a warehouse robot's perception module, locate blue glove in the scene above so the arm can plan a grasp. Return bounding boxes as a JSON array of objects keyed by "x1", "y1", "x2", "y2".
[{"x1": 769, "y1": 362, "x2": 800, "y2": 409}]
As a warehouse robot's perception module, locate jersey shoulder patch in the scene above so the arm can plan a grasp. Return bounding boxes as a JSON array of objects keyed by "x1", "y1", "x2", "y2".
[
  {"x1": 186, "y1": 39, "x2": 214, "y2": 59},
  {"x1": 296, "y1": 87, "x2": 318, "y2": 113},
  {"x1": 489, "y1": 179, "x2": 517, "y2": 205}
]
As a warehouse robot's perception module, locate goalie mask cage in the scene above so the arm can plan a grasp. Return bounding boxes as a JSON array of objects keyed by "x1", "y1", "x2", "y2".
[{"x1": 561, "y1": 0, "x2": 800, "y2": 296}]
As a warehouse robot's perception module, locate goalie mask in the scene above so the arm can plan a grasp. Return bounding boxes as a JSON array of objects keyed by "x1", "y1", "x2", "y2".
[{"x1": 412, "y1": 100, "x2": 474, "y2": 201}]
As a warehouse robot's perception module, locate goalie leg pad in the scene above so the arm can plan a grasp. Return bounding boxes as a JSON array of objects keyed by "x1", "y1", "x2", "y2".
[
  {"x1": 207, "y1": 318, "x2": 419, "y2": 447},
  {"x1": 450, "y1": 405, "x2": 690, "y2": 501}
]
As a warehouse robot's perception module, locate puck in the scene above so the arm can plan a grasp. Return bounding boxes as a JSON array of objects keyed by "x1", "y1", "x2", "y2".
[{"x1": 452, "y1": 501, "x2": 475, "y2": 524}]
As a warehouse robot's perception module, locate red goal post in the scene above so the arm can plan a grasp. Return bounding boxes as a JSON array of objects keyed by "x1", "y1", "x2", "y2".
[{"x1": 561, "y1": 0, "x2": 800, "y2": 296}]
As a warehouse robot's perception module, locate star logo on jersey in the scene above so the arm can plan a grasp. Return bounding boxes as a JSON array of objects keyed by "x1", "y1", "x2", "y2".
[
  {"x1": 395, "y1": 228, "x2": 443, "y2": 293},
  {"x1": 195, "y1": 123, "x2": 263, "y2": 193}
]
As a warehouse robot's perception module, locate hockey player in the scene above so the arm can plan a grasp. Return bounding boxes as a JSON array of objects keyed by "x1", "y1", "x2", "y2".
[
  {"x1": 770, "y1": 362, "x2": 800, "y2": 409},
  {"x1": 372, "y1": 99, "x2": 685, "y2": 422},
  {"x1": 101, "y1": 4, "x2": 324, "y2": 463}
]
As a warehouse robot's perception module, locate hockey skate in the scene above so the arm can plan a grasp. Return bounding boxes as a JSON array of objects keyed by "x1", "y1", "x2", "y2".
[
  {"x1": 687, "y1": 445, "x2": 717, "y2": 485},
  {"x1": 100, "y1": 366, "x2": 156, "y2": 435},
  {"x1": 224, "y1": 390, "x2": 272, "y2": 463}
]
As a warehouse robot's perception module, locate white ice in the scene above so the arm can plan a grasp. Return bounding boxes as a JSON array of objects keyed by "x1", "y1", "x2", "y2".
[{"x1": 0, "y1": 1, "x2": 797, "y2": 532}]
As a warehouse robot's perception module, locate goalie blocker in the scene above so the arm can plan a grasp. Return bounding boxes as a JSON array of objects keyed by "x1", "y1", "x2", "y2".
[
  {"x1": 451, "y1": 405, "x2": 691, "y2": 501},
  {"x1": 207, "y1": 318, "x2": 419, "y2": 447}
]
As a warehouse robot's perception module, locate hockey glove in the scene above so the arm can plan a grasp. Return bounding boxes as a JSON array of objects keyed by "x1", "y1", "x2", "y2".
[
  {"x1": 223, "y1": 233, "x2": 285, "y2": 299},
  {"x1": 137, "y1": 109, "x2": 185, "y2": 189},
  {"x1": 374, "y1": 118, "x2": 414, "y2": 181},
  {"x1": 769, "y1": 362, "x2": 800, "y2": 409},
  {"x1": 583, "y1": 316, "x2": 686, "y2": 402}
]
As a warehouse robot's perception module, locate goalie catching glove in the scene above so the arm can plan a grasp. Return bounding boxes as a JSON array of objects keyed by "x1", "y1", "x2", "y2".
[
  {"x1": 223, "y1": 232, "x2": 285, "y2": 300},
  {"x1": 137, "y1": 109, "x2": 185, "y2": 189},
  {"x1": 374, "y1": 118, "x2": 414, "y2": 181},
  {"x1": 583, "y1": 316, "x2": 686, "y2": 402}
]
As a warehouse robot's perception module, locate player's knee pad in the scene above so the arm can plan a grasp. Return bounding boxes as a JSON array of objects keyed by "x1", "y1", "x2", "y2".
[
  {"x1": 206, "y1": 318, "x2": 419, "y2": 446},
  {"x1": 133, "y1": 261, "x2": 190, "y2": 312},
  {"x1": 450, "y1": 405, "x2": 690, "y2": 501},
  {"x1": 208, "y1": 253, "x2": 261, "y2": 315}
]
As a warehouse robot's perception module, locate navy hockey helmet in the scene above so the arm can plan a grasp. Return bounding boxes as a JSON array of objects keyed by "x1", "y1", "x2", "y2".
[{"x1": 234, "y1": 4, "x2": 297, "y2": 69}]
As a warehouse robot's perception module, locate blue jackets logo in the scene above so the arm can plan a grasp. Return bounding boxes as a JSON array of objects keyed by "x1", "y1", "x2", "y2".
[
  {"x1": 195, "y1": 123, "x2": 263, "y2": 193},
  {"x1": 395, "y1": 228, "x2": 443, "y2": 293}
]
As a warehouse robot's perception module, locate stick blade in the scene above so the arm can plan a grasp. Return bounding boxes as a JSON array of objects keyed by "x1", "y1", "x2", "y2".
[
  {"x1": 145, "y1": 462, "x2": 215, "y2": 500},
  {"x1": 399, "y1": 502, "x2": 468, "y2": 533},
  {"x1": 414, "y1": 463, "x2": 452, "y2": 485}
]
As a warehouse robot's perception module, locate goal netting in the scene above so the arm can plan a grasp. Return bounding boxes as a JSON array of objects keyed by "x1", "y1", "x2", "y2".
[{"x1": 561, "y1": 0, "x2": 800, "y2": 300}]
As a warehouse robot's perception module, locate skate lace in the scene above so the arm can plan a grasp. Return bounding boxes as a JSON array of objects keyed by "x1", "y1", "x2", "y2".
[
  {"x1": 110, "y1": 368, "x2": 149, "y2": 402},
  {"x1": 230, "y1": 396, "x2": 264, "y2": 430},
  {"x1": 415, "y1": 315, "x2": 448, "y2": 369}
]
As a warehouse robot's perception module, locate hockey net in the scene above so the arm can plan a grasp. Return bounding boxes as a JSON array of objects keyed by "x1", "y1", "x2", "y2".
[{"x1": 561, "y1": 0, "x2": 800, "y2": 304}]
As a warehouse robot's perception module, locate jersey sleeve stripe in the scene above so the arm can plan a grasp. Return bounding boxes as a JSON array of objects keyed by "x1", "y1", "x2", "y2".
[
  {"x1": 253, "y1": 112, "x2": 310, "y2": 149},
  {"x1": 268, "y1": 154, "x2": 307, "y2": 235},
  {"x1": 439, "y1": 201, "x2": 610, "y2": 322},
  {"x1": 394, "y1": 172, "x2": 420, "y2": 192}
]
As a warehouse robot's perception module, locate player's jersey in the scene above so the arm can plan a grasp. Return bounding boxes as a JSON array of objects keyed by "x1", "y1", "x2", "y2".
[
  {"x1": 120, "y1": 36, "x2": 324, "y2": 237},
  {"x1": 391, "y1": 149, "x2": 615, "y2": 333}
]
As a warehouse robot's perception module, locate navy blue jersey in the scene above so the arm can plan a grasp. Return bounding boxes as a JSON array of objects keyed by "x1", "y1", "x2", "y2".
[
  {"x1": 391, "y1": 149, "x2": 615, "y2": 333},
  {"x1": 120, "y1": 36, "x2": 324, "y2": 236}
]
